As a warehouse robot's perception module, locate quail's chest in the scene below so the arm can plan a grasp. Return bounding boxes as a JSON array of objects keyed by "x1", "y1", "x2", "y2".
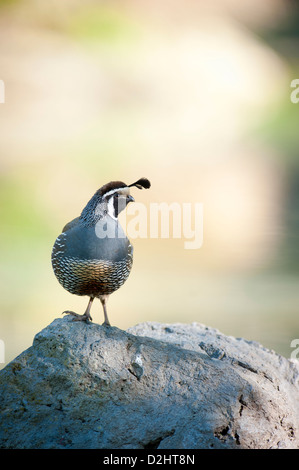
[
  {"x1": 63, "y1": 220, "x2": 132, "y2": 264},
  {"x1": 52, "y1": 221, "x2": 133, "y2": 296}
]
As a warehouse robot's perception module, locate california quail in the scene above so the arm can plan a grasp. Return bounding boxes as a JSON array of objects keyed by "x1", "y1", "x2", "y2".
[{"x1": 51, "y1": 177, "x2": 151, "y2": 326}]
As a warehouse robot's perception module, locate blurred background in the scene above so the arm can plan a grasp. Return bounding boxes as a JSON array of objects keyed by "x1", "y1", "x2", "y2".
[{"x1": 0, "y1": 0, "x2": 299, "y2": 367}]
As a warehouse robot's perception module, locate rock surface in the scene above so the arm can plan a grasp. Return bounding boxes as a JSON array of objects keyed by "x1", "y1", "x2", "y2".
[{"x1": 0, "y1": 316, "x2": 299, "y2": 449}]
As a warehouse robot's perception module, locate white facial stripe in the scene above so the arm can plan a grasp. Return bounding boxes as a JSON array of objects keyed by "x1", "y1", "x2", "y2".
[
  {"x1": 104, "y1": 187, "x2": 130, "y2": 198},
  {"x1": 107, "y1": 196, "x2": 117, "y2": 219}
]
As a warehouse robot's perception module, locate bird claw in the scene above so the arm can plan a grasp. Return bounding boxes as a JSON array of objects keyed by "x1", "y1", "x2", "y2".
[{"x1": 62, "y1": 310, "x2": 92, "y2": 323}]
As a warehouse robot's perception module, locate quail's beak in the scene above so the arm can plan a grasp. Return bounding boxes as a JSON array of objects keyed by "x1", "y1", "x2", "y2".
[{"x1": 126, "y1": 194, "x2": 135, "y2": 204}]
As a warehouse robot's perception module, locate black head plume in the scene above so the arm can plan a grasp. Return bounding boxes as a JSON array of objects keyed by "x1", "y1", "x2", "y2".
[{"x1": 128, "y1": 178, "x2": 151, "y2": 190}]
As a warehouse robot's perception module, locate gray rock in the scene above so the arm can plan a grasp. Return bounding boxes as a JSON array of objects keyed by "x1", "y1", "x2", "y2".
[{"x1": 0, "y1": 316, "x2": 299, "y2": 449}]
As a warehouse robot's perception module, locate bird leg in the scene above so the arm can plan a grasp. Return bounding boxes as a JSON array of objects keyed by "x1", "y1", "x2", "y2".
[
  {"x1": 100, "y1": 295, "x2": 110, "y2": 326},
  {"x1": 62, "y1": 297, "x2": 94, "y2": 322}
]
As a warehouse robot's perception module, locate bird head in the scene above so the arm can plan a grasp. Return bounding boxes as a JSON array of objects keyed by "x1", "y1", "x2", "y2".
[
  {"x1": 80, "y1": 178, "x2": 151, "y2": 224},
  {"x1": 103, "y1": 178, "x2": 151, "y2": 218}
]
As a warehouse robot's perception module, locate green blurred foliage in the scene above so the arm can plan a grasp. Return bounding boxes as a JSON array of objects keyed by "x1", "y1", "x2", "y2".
[{"x1": 66, "y1": 6, "x2": 140, "y2": 43}]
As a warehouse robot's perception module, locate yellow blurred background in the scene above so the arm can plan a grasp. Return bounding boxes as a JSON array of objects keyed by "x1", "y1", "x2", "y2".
[{"x1": 1, "y1": 0, "x2": 299, "y2": 367}]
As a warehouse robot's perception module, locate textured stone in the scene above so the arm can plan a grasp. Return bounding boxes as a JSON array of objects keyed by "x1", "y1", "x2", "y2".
[{"x1": 0, "y1": 316, "x2": 299, "y2": 449}]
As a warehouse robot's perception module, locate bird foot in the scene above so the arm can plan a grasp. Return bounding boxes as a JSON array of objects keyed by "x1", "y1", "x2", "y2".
[
  {"x1": 62, "y1": 310, "x2": 92, "y2": 323},
  {"x1": 101, "y1": 321, "x2": 111, "y2": 327}
]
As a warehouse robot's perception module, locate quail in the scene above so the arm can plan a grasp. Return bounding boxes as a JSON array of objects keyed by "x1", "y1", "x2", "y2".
[{"x1": 51, "y1": 177, "x2": 151, "y2": 326}]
